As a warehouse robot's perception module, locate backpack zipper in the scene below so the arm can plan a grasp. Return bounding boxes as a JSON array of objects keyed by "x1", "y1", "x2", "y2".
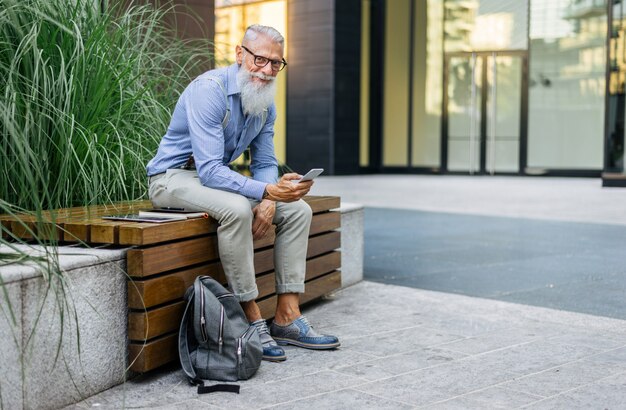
[
  {"x1": 200, "y1": 285, "x2": 208, "y2": 343},
  {"x1": 236, "y1": 326, "x2": 254, "y2": 366},
  {"x1": 218, "y1": 305, "x2": 224, "y2": 354},
  {"x1": 237, "y1": 337, "x2": 242, "y2": 364}
]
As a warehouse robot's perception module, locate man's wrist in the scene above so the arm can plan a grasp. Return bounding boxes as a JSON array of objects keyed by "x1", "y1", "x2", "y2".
[{"x1": 262, "y1": 185, "x2": 270, "y2": 200}]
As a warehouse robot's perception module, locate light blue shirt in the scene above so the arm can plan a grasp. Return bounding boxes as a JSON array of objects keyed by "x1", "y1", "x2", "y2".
[{"x1": 146, "y1": 64, "x2": 278, "y2": 200}]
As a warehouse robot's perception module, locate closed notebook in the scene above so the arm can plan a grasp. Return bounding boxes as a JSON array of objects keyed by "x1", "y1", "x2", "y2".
[
  {"x1": 138, "y1": 210, "x2": 209, "y2": 219},
  {"x1": 101, "y1": 214, "x2": 186, "y2": 223}
]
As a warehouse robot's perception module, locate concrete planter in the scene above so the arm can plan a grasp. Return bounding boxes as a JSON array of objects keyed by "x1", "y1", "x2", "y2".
[{"x1": 0, "y1": 246, "x2": 129, "y2": 410}]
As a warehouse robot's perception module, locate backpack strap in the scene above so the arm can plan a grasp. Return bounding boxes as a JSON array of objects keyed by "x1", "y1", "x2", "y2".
[
  {"x1": 178, "y1": 284, "x2": 198, "y2": 383},
  {"x1": 205, "y1": 75, "x2": 267, "y2": 129},
  {"x1": 206, "y1": 75, "x2": 230, "y2": 129},
  {"x1": 198, "y1": 384, "x2": 240, "y2": 394}
]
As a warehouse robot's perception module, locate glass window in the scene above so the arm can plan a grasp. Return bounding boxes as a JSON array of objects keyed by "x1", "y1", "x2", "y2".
[{"x1": 527, "y1": 0, "x2": 606, "y2": 170}]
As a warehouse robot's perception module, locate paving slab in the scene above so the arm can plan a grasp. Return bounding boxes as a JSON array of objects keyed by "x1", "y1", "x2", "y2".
[{"x1": 68, "y1": 281, "x2": 626, "y2": 409}]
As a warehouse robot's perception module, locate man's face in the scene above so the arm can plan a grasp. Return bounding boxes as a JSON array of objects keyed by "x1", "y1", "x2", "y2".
[{"x1": 236, "y1": 35, "x2": 284, "y2": 86}]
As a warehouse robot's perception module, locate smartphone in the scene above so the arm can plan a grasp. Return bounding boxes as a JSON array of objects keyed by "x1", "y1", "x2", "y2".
[{"x1": 296, "y1": 168, "x2": 324, "y2": 183}]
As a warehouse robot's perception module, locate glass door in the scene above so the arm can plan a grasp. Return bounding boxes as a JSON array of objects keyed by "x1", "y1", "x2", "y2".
[{"x1": 443, "y1": 51, "x2": 526, "y2": 174}]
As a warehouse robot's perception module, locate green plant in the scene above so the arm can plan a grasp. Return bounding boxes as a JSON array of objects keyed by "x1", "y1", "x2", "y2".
[
  {"x1": 0, "y1": 0, "x2": 213, "y2": 405},
  {"x1": 1, "y1": 0, "x2": 212, "y2": 212}
]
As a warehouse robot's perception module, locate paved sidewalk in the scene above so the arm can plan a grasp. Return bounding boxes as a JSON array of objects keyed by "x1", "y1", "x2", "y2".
[
  {"x1": 68, "y1": 175, "x2": 626, "y2": 409},
  {"x1": 312, "y1": 175, "x2": 626, "y2": 226},
  {"x1": 68, "y1": 281, "x2": 626, "y2": 409}
]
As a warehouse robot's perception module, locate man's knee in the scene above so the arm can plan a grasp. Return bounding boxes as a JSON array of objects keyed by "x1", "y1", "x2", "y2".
[
  {"x1": 221, "y1": 196, "x2": 253, "y2": 225},
  {"x1": 289, "y1": 200, "x2": 312, "y2": 224}
]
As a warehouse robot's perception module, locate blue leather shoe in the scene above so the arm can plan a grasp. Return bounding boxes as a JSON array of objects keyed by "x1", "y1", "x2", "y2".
[
  {"x1": 269, "y1": 315, "x2": 340, "y2": 350},
  {"x1": 250, "y1": 319, "x2": 286, "y2": 362}
]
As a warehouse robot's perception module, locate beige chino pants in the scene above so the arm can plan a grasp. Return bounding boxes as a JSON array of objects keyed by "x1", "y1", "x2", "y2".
[{"x1": 148, "y1": 169, "x2": 312, "y2": 302}]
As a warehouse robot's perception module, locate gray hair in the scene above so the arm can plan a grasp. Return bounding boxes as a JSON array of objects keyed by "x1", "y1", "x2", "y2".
[{"x1": 242, "y1": 24, "x2": 284, "y2": 46}]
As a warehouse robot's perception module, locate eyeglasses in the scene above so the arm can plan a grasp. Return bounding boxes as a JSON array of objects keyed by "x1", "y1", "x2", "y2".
[{"x1": 241, "y1": 45, "x2": 287, "y2": 72}]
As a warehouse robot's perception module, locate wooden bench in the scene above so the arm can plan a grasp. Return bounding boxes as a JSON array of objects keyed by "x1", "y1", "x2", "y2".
[{"x1": 0, "y1": 196, "x2": 342, "y2": 372}]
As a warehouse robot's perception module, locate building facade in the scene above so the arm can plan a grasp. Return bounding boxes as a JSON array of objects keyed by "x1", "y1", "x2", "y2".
[{"x1": 210, "y1": 0, "x2": 625, "y2": 184}]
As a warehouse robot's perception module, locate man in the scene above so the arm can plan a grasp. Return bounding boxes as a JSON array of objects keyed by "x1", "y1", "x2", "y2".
[{"x1": 146, "y1": 25, "x2": 339, "y2": 362}]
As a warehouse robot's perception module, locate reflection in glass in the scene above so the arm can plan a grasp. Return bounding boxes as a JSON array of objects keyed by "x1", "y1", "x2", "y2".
[
  {"x1": 411, "y1": 0, "x2": 443, "y2": 168},
  {"x1": 486, "y1": 55, "x2": 522, "y2": 173},
  {"x1": 444, "y1": 0, "x2": 528, "y2": 52},
  {"x1": 447, "y1": 54, "x2": 482, "y2": 172},
  {"x1": 527, "y1": 0, "x2": 606, "y2": 170}
]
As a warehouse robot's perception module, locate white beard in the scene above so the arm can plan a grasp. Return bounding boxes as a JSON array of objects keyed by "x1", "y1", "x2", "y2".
[{"x1": 236, "y1": 67, "x2": 277, "y2": 117}]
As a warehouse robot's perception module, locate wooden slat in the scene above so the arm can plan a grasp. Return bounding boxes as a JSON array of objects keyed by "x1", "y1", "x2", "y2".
[
  {"x1": 300, "y1": 270, "x2": 341, "y2": 305},
  {"x1": 256, "y1": 272, "x2": 276, "y2": 299},
  {"x1": 128, "y1": 333, "x2": 178, "y2": 373},
  {"x1": 309, "y1": 211, "x2": 340, "y2": 236},
  {"x1": 307, "y1": 231, "x2": 341, "y2": 259},
  {"x1": 119, "y1": 203, "x2": 334, "y2": 247},
  {"x1": 253, "y1": 248, "x2": 274, "y2": 275},
  {"x1": 120, "y1": 208, "x2": 335, "y2": 247},
  {"x1": 128, "y1": 262, "x2": 226, "y2": 309},
  {"x1": 63, "y1": 218, "x2": 119, "y2": 243},
  {"x1": 305, "y1": 196, "x2": 340, "y2": 213},
  {"x1": 305, "y1": 251, "x2": 341, "y2": 282},
  {"x1": 128, "y1": 301, "x2": 185, "y2": 341},
  {"x1": 90, "y1": 221, "x2": 125, "y2": 244},
  {"x1": 257, "y1": 270, "x2": 342, "y2": 319},
  {"x1": 253, "y1": 226, "x2": 276, "y2": 249},
  {"x1": 0, "y1": 218, "x2": 9, "y2": 239},
  {"x1": 127, "y1": 235, "x2": 220, "y2": 277},
  {"x1": 257, "y1": 251, "x2": 341, "y2": 299},
  {"x1": 119, "y1": 217, "x2": 219, "y2": 246},
  {"x1": 63, "y1": 220, "x2": 91, "y2": 242},
  {"x1": 9, "y1": 219, "x2": 35, "y2": 240}
]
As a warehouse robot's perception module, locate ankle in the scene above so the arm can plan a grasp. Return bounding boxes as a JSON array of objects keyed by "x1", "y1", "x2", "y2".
[
  {"x1": 241, "y1": 300, "x2": 262, "y2": 323},
  {"x1": 273, "y1": 310, "x2": 301, "y2": 326}
]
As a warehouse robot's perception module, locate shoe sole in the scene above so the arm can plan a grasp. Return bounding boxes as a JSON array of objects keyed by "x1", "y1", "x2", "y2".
[
  {"x1": 274, "y1": 337, "x2": 341, "y2": 350},
  {"x1": 262, "y1": 354, "x2": 286, "y2": 362}
]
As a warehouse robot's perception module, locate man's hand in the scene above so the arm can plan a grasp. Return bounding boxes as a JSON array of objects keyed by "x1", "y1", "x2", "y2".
[
  {"x1": 252, "y1": 199, "x2": 276, "y2": 240},
  {"x1": 264, "y1": 173, "x2": 313, "y2": 202}
]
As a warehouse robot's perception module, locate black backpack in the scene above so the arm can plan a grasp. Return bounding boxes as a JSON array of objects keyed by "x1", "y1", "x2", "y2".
[{"x1": 179, "y1": 276, "x2": 263, "y2": 394}]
